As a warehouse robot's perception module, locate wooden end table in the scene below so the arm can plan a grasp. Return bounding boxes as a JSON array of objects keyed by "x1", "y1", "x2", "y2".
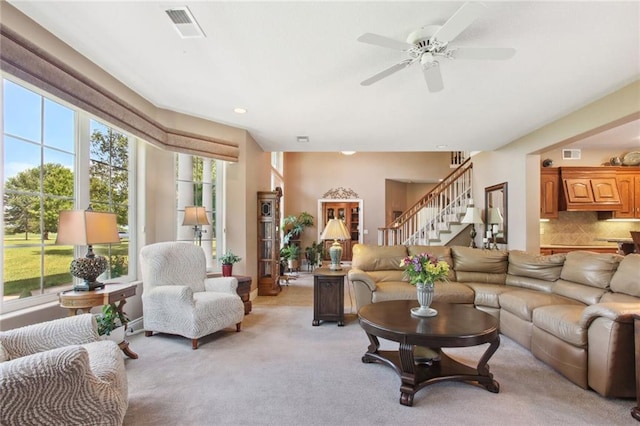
[
  {"x1": 312, "y1": 267, "x2": 346, "y2": 326},
  {"x1": 358, "y1": 300, "x2": 500, "y2": 406},
  {"x1": 632, "y1": 314, "x2": 640, "y2": 421},
  {"x1": 59, "y1": 282, "x2": 138, "y2": 359}
]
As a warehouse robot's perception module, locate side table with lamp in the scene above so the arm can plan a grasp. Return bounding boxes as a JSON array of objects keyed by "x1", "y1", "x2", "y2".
[{"x1": 320, "y1": 218, "x2": 351, "y2": 271}]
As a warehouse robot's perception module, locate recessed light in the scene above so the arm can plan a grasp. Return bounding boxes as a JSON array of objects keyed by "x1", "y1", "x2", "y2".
[
  {"x1": 234, "y1": 107, "x2": 247, "y2": 114},
  {"x1": 297, "y1": 136, "x2": 309, "y2": 143},
  {"x1": 341, "y1": 151, "x2": 356, "y2": 156},
  {"x1": 436, "y1": 145, "x2": 448, "y2": 150}
]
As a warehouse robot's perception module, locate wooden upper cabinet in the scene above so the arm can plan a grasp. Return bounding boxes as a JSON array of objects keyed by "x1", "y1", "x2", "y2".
[
  {"x1": 602, "y1": 171, "x2": 640, "y2": 219},
  {"x1": 540, "y1": 168, "x2": 559, "y2": 219},
  {"x1": 564, "y1": 178, "x2": 595, "y2": 203}
]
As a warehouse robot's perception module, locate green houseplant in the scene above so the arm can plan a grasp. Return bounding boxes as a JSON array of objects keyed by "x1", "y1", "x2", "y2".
[
  {"x1": 305, "y1": 241, "x2": 324, "y2": 269},
  {"x1": 96, "y1": 304, "x2": 128, "y2": 342},
  {"x1": 220, "y1": 250, "x2": 241, "y2": 277},
  {"x1": 282, "y1": 212, "x2": 314, "y2": 245},
  {"x1": 281, "y1": 244, "x2": 301, "y2": 271}
]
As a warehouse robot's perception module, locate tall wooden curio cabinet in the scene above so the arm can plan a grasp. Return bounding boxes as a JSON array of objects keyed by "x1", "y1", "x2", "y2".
[{"x1": 257, "y1": 189, "x2": 282, "y2": 296}]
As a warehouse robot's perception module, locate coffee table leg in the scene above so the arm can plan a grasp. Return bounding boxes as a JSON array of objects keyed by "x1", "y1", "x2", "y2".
[
  {"x1": 398, "y1": 342, "x2": 418, "y2": 406},
  {"x1": 477, "y1": 335, "x2": 500, "y2": 393},
  {"x1": 362, "y1": 333, "x2": 380, "y2": 363}
]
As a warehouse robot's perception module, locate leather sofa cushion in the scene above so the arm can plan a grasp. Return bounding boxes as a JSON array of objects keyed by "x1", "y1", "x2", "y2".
[
  {"x1": 500, "y1": 289, "x2": 583, "y2": 321},
  {"x1": 533, "y1": 304, "x2": 587, "y2": 347},
  {"x1": 600, "y1": 291, "x2": 640, "y2": 303},
  {"x1": 609, "y1": 253, "x2": 640, "y2": 297},
  {"x1": 408, "y1": 245, "x2": 456, "y2": 281},
  {"x1": 370, "y1": 281, "x2": 475, "y2": 304},
  {"x1": 451, "y1": 247, "x2": 509, "y2": 273},
  {"x1": 553, "y1": 279, "x2": 607, "y2": 305},
  {"x1": 505, "y1": 275, "x2": 554, "y2": 292},
  {"x1": 455, "y1": 271, "x2": 506, "y2": 284},
  {"x1": 371, "y1": 281, "x2": 416, "y2": 303},
  {"x1": 508, "y1": 250, "x2": 565, "y2": 281},
  {"x1": 464, "y1": 283, "x2": 513, "y2": 308},
  {"x1": 433, "y1": 282, "x2": 475, "y2": 304},
  {"x1": 351, "y1": 244, "x2": 407, "y2": 271},
  {"x1": 559, "y1": 251, "x2": 622, "y2": 289},
  {"x1": 367, "y1": 270, "x2": 405, "y2": 283}
]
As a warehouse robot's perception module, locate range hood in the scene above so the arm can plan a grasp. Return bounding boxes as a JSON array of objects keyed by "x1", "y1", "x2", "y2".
[{"x1": 558, "y1": 167, "x2": 622, "y2": 212}]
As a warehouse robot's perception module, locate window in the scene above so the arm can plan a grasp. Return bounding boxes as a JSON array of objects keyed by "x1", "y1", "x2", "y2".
[
  {"x1": 176, "y1": 154, "x2": 222, "y2": 269},
  {"x1": 1, "y1": 76, "x2": 135, "y2": 314}
]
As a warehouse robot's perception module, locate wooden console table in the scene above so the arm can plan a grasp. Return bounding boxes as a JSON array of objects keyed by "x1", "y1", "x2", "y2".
[{"x1": 59, "y1": 283, "x2": 138, "y2": 359}]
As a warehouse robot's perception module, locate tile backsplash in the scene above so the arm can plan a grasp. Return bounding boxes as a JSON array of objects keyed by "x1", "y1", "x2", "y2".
[{"x1": 540, "y1": 211, "x2": 640, "y2": 246}]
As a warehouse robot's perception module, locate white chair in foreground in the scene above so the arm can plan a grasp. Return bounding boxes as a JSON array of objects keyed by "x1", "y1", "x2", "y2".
[
  {"x1": 0, "y1": 314, "x2": 128, "y2": 426},
  {"x1": 140, "y1": 241, "x2": 244, "y2": 349}
]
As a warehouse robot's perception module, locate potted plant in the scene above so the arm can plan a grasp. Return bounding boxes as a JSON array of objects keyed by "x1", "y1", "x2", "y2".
[
  {"x1": 281, "y1": 244, "x2": 301, "y2": 271},
  {"x1": 220, "y1": 250, "x2": 241, "y2": 277},
  {"x1": 282, "y1": 212, "x2": 314, "y2": 245},
  {"x1": 305, "y1": 241, "x2": 324, "y2": 270},
  {"x1": 96, "y1": 304, "x2": 128, "y2": 343}
]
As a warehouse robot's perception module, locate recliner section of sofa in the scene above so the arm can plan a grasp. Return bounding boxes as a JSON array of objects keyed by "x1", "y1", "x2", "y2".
[{"x1": 348, "y1": 243, "x2": 640, "y2": 398}]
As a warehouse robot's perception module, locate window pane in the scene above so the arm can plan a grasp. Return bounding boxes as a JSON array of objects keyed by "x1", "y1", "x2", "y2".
[
  {"x1": 3, "y1": 80, "x2": 42, "y2": 142},
  {"x1": 44, "y1": 99, "x2": 74, "y2": 152},
  {"x1": 4, "y1": 137, "x2": 40, "y2": 186},
  {"x1": 3, "y1": 245, "x2": 42, "y2": 300},
  {"x1": 43, "y1": 244, "x2": 73, "y2": 294},
  {"x1": 43, "y1": 146, "x2": 74, "y2": 171}
]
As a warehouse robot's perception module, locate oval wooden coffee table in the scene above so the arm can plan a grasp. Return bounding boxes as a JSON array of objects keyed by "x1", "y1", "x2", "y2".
[{"x1": 358, "y1": 300, "x2": 500, "y2": 406}]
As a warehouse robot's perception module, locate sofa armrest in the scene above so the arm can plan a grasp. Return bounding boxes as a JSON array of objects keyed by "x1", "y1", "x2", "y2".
[
  {"x1": 204, "y1": 276, "x2": 238, "y2": 294},
  {"x1": 0, "y1": 345, "x2": 127, "y2": 425},
  {"x1": 348, "y1": 268, "x2": 377, "y2": 292},
  {"x1": 579, "y1": 302, "x2": 640, "y2": 328},
  {"x1": 143, "y1": 285, "x2": 195, "y2": 308},
  {"x1": 0, "y1": 314, "x2": 99, "y2": 360}
]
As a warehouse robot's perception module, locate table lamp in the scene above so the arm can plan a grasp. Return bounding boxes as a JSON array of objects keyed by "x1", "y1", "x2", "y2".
[
  {"x1": 461, "y1": 199, "x2": 484, "y2": 248},
  {"x1": 320, "y1": 218, "x2": 351, "y2": 270},
  {"x1": 183, "y1": 206, "x2": 209, "y2": 245},
  {"x1": 56, "y1": 208, "x2": 121, "y2": 291}
]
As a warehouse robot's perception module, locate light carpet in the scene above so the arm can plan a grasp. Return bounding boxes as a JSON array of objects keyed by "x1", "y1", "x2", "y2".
[{"x1": 122, "y1": 272, "x2": 636, "y2": 425}]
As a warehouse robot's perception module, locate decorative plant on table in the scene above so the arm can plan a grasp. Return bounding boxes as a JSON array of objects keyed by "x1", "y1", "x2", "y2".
[
  {"x1": 220, "y1": 250, "x2": 241, "y2": 277},
  {"x1": 96, "y1": 304, "x2": 129, "y2": 341},
  {"x1": 400, "y1": 253, "x2": 450, "y2": 318},
  {"x1": 305, "y1": 241, "x2": 324, "y2": 270}
]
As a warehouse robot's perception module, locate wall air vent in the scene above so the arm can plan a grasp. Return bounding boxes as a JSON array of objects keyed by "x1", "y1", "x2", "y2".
[
  {"x1": 165, "y1": 7, "x2": 205, "y2": 39},
  {"x1": 562, "y1": 149, "x2": 581, "y2": 160}
]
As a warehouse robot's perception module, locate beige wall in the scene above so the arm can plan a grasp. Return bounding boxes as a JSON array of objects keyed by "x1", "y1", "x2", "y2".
[{"x1": 283, "y1": 152, "x2": 451, "y2": 250}]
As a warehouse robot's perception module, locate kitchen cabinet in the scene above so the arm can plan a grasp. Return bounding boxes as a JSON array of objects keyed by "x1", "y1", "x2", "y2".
[
  {"x1": 540, "y1": 168, "x2": 560, "y2": 219},
  {"x1": 599, "y1": 171, "x2": 640, "y2": 219}
]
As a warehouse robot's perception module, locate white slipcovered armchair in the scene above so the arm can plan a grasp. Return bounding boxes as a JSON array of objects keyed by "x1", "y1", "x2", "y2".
[
  {"x1": 140, "y1": 241, "x2": 245, "y2": 349},
  {"x1": 0, "y1": 314, "x2": 128, "y2": 426}
]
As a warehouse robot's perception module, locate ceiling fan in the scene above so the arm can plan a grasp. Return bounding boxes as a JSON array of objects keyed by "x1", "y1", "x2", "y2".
[{"x1": 357, "y1": 2, "x2": 516, "y2": 92}]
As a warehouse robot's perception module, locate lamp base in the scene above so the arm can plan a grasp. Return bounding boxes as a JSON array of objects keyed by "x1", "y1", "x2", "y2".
[
  {"x1": 469, "y1": 225, "x2": 477, "y2": 248},
  {"x1": 70, "y1": 255, "x2": 108, "y2": 292},
  {"x1": 329, "y1": 241, "x2": 343, "y2": 271}
]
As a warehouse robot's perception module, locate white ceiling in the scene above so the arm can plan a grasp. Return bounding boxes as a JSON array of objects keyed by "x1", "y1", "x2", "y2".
[{"x1": 8, "y1": 1, "x2": 640, "y2": 153}]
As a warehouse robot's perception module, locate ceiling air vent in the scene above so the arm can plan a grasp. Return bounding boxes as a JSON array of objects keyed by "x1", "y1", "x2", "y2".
[
  {"x1": 165, "y1": 7, "x2": 205, "y2": 39},
  {"x1": 562, "y1": 149, "x2": 581, "y2": 160}
]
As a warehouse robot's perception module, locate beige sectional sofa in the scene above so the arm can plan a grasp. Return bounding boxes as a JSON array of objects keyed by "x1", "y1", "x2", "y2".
[{"x1": 348, "y1": 244, "x2": 640, "y2": 398}]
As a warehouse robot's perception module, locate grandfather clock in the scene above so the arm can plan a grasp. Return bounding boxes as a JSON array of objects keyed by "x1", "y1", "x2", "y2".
[{"x1": 257, "y1": 188, "x2": 282, "y2": 296}]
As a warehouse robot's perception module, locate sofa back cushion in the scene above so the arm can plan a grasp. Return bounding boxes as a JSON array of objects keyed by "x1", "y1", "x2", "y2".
[
  {"x1": 407, "y1": 245, "x2": 456, "y2": 281},
  {"x1": 609, "y1": 253, "x2": 640, "y2": 297},
  {"x1": 451, "y1": 246, "x2": 508, "y2": 284},
  {"x1": 508, "y1": 251, "x2": 565, "y2": 281},
  {"x1": 559, "y1": 251, "x2": 622, "y2": 289},
  {"x1": 552, "y1": 251, "x2": 623, "y2": 305},
  {"x1": 367, "y1": 270, "x2": 406, "y2": 283},
  {"x1": 351, "y1": 244, "x2": 407, "y2": 272}
]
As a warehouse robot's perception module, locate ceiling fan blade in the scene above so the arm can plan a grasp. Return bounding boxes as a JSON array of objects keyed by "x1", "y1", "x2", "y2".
[
  {"x1": 453, "y1": 47, "x2": 516, "y2": 60},
  {"x1": 361, "y1": 60, "x2": 414, "y2": 86},
  {"x1": 432, "y1": 2, "x2": 487, "y2": 43},
  {"x1": 357, "y1": 33, "x2": 415, "y2": 51},
  {"x1": 422, "y1": 60, "x2": 444, "y2": 92}
]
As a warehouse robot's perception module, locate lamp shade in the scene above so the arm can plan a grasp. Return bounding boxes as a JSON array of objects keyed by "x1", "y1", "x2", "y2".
[
  {"x1": 488, "y1": 207, "x2": 503, "y2": 224},
  {"x1": 56, "y1": 210, "x2": 121, "y2": 245},
  {"x1": 183, "y1": 206, "x2": 210, "y2": 226},
  {"x1": 461, "y1": 207, "x2": 484, "y2": 224},
  {"x1": 320, "y1": 219, "x2": 350, "y2": 241}
]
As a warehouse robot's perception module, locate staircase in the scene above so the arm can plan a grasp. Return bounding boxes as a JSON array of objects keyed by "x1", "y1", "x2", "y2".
[{"x1": 378, "y1": 159, "x2": 473, "y2": 246}]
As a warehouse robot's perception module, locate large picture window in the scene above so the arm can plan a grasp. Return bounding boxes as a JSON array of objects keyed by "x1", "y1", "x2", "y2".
[{"x1": 1, "y1": 77, "x2": 135, "y2": 313}]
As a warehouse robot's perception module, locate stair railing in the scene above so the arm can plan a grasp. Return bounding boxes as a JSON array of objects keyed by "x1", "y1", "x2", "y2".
[{"x1": 378, "y1": 159, "x2": 473, "y2": 246}]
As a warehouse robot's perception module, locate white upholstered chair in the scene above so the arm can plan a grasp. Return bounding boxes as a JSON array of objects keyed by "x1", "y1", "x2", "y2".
[
  {"x1": 139, "y1": 241, "x2": 245, "y2": 349},
  {"x1": 0, "y1": 314, "x2": 128, "y2": 426}
]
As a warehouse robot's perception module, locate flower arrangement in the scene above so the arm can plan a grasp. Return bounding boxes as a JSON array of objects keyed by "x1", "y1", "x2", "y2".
[{"x1": 400, "y1": 252, "x2": 450, "y2": 286}]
